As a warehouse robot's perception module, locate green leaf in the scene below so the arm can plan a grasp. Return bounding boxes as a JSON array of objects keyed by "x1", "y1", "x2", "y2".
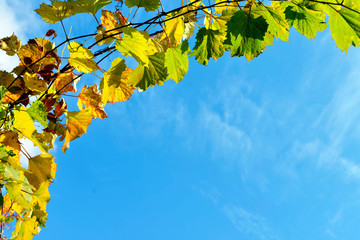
[
  {"x1": 0, "y1": 86, "x2": 8, "y2": 101},
  {"x1": 73, "y1": 0, "x2": 112, "y2": 15},
  {"x1": 27, "y1": 101, "x2": 48, "y2": 128},
  {"x1": 252, "y1": 2, "x2": 289, "y2": 41},
  {"x1": 129, "y1": 52, "x2": 168, "y2": 90},
  {"x1": 68, "y1": 42, "x2": 99, "y2": 73},
  {"x1": 116, "y1": 28, "x2": 151, "y2": 66},
  {"x1": 35, "y1": 0, "x2": 77, "y2": 24},
  {"x1": 282, "y1": 1, "x2": 327, "y2": 39},
  {"x1": 165, "y1": 41, "x2": 190, "y2": 83},
  {"x1": 125, "y1": 0, "x2": 160, "y2": 12},
  {"x1": 325, "y1": 5, "x2": 360, "y2": 51},
  {"x1": 191, "y1": 28, "x2": 226, "y2": 65},
  {"x1": 224, "y1": 10, "x2": 269, "y2": 61}
]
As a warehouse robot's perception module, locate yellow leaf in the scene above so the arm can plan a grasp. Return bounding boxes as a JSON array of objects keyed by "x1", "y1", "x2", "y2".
[
  {"x1": 54, "y1": 71, "x2": 78, "y2": 93},
  {"x1": 161, "y1": 13, "x2": 185, "y2": 45},
  {"x1": 24, "y1": 72, "x2": 47, "y2": 92},
  {"x1": 100, "y1": 58, "x2": 135, "y2": 104},
  {"x1": 0, "y1": 33, "x2": 22, "y2": 56},
  {"x1": 13, "y1": 107, "x2": 36, "y2": 139},
  {"x1": 24, "y1": 153, "x2": 56, "y2": 189},
  {"x1": 100, "y1": 10, "x2": 127, "y2": 39},
  {"x1": 68, "y1": 42, "x2": 99, "y2": 73},
  {"x1": 0, "y1": 131, "x2": 21, "y2": 165},
  {"x1": 78, "y1": 85, "x2": 108, "y2": 119},
  {"x1": 62, "y1": 109, "x2": 92, "y2": 152},
  {"x1": 0, "y1": 70, "x2": 25, "y2": 104}
]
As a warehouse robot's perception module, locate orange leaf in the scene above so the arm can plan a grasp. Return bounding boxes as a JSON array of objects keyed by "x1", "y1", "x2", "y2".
[{"x1": 78, "y1": 85, "x2": 108, "y2": 119}]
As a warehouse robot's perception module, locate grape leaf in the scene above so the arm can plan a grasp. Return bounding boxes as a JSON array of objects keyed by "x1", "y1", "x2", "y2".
[
  {"x1": 62, "y1": 109, "x2": 93, "y2": 152},
  {"x1": 325, "y1": 5, "x2": 360, "y2": 51},
  {"x1": 73, "y1": 0, "x2": 112, "y2": 15},
  {"x1": 13, "y1": 107, "x2": 36, "y2": 139},
  {"x1": 124, "y1": 0, "x2": 160, "y2": 12},
  {"x1": 68, "y1": 42, "x2": 99, "y2": 73},
  {"x1": 116, "y1": 28, "x2": 151, "y2": 65},
  {"x1": 253, "y1": 2, "x2": 289, "y2": 41},
  {"x1": 35, "y1": 0, "x2": 77, "y2": 24},
  {"x1": 23, "y1": 73, "x2": 47, "y2": 92},
  {"x1": 161, "y1": 13, "x2": 185, "y2": 45},
  {"x1": 78, "y1": 85, "x2": 108, "y2": 119},
  {"x1": 129, "y1": 52, "x2": 167, "y2": 90},
  {"x1": 0, "y1": 33, "x2": 21, "y2": 56},
  {"x1": 24, "y1": 154, "x2": 56, "y2": 190},
  {"x1": 100, "y1": 58, "x2": 135, "y2": 104},
  {"x1": 27, "y1": 101, "x2": 48, "y2": 128},
  {"x1": 54, "y1": 71, "x2": 78, "y2": 93},
  {"x1": 225, "y1": 10, "x2": 269, "y2": 61},
  {"x1": 282, "y1": 1, "x2": 327, "y2": 39},
  {"x1": 0, "y1": 131, "x2": 21, "y2": 165},
  {"x1": 191, "y1": 28, "x2": 226, "y2": 65},
  {"x1": 165, "y1": 41, "x2": 190, "y2": 83}
]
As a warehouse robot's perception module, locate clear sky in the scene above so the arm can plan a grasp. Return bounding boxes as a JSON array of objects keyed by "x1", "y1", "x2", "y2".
[{"x1": 1, "y1": 1, "x2": 360, "y2": 239}]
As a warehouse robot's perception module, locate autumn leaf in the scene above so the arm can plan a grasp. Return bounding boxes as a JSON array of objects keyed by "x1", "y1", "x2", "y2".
[
  {"x1": 23, "y1": 72, "x2": 47, "y2": 92},
  {"x1": 78, "y1": 85, "x2": 108, "y2": 119},
  {"x1": 62, "y1": 109, "x2": 93, "y2": 153},
  {"x1": 24, "y1": 154, "x2": 56, "y2": 190},
  {"x1": 68, "y1": 42, "x2": 99, "y2": 73},
  {"x1": 100, "y1": 58, "x2": 135, "y2": 104},
  {"x1": 73, "y1": 0, "x2": 112, "y2": 15},
  {"x1": 0, "y1": 33, "x2": 21, "y2": 56},
  {"x1": 54, "y1": 71, "x2": 78, "y2": 93}
]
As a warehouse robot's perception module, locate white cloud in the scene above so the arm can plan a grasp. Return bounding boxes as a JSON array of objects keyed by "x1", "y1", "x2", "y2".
[
  {"x1": 223, "y1": 204, "x2": 278, "y2": 240},
  {"x1": 0, "y1": 0, "x2": 43, "y2": 71}
]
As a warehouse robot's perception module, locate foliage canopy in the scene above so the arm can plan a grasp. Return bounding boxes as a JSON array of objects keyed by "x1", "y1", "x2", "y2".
[{"x1": 0, "y1": 0, "x2": 360, "y2": 238}]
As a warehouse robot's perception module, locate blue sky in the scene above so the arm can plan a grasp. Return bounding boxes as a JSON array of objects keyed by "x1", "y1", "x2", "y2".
[{"x1": 1, "y1": 1, "x2": 360, "y2": 239}]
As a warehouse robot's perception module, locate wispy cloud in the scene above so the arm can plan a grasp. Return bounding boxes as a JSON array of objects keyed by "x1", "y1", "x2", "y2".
[{"x1": 223, "y1": 204, "x2": 278, "y2": 240}]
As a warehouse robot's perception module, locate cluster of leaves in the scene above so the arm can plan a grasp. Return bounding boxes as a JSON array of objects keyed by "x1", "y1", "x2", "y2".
[{"x1": 0, "y1": 0, "x2": 359, "y2": 238}]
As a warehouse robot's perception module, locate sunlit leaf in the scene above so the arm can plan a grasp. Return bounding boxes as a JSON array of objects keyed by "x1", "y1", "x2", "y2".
[
  {"x1": 68, "y1": 42, "x2": 99, "y2": 73},
  {"x1": 35, "y1": 0, "x2": 77, "y2": 24},
  {"x1": 165, "y1": 41, "x2": 190, "y2": 83},
  {"x1": 78, "y1": 85, "x2": 108, "y2": 119},
  {"x1": 124, "y1": 0, "x2": 160, "y2": 11},
  {"x1": 62, "y1": 109, "x2": 93, "y2": 152},
  {"x1": 0, "y1": 33, "x2": 21, "y2": 56},
  {"x1": 27, "y1": 101, "x2": 48, "y2": 128},
  {"x1": 100, "y1": 58, "x2": 135, "y2": 104},
  {"x1": 24, "y1": 153, "x2": 56, "y2": 189}
]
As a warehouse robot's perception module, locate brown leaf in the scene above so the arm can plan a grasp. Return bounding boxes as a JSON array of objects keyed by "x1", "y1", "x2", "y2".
[{"x1": 78, "y1": 85, "x2": 108, "y2": 119}]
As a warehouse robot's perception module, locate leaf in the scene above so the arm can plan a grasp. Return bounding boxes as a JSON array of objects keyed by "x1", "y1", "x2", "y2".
[
  {"x1": 115, "y1": 28, "x2": 151, "y2": 65},
  {"x1": 0, "y1": 70, "x2": 24, "y2": 104},
  {"x1": 161, "y1": 13, "x2": 185, "y2": 45},
  {"x1": 27, "y1": 101, "x2": 48, "y2": 128},
  {"x1": 11, "y1": 215, "x2": 38, "y2": 240},
  {"x1": 24, "y1": 154, "x2": 56, "y2": 189},
  {"x1": 68, "y1": 42, "x2": 99, "y2": 73},
  {"x1": 100, "y1": 10, "x2": 127, "y2": 39},
  {"x1": 0, "y1": 131, "x2": 21, "y2": 164},
  {"x1": 0, "y1": 33, "x2": 21, "y2": 56},
  {"x1": 73, "y1": 0, "x2": 112, "y2": 15},
  {"x1": 129, "y1": 52, "x2": 168, "y2": 90},
  {"x1": 35, "y1": 0, "x2": 77, "y2": 24},
  {"x1": 23, "y1": 72, "x2": 47, "y2": 92},
  {"x1": 225, "y1": 10, "x2": 269, "y2": 61},
  {"x1": 282, "y1": 1, "x2": 327, "y2": 39},
  {"x1": 78, "y1": 85, "x2": 108, "y2": 119},
  {"x1": 100, "y1": 58, "x2": 135, "y2": 104},
  {"x1": 124, "y1": 0, "x2": 160, "y2": 12},
  {"x1": 325, "y1": 5, "x2": 360, "y2": 51},
  {"x1": 0, "y1": 86, "x2": 8, "y2": 101},
  {"x1": 62, "y1": 109, "x2": 93, "y2": 152},
  {"x1": 13, "y1": 107, "x2": 36, "y2": 140},
  {"x1": 33, "y1": 181, "x2": 51, "y2": 212},
  {"x1": 54, "y1": 71, "x2": 78, "y2": 93},
  {"x1": 191, "y1": 28, "x2": 226, "y2": 65},
  {"x1": 165, "y1": 41, "x2": 190, "y2": 83},
  {"x1": 252, "y1": 2, "x2": 289, "y2": 41}
]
